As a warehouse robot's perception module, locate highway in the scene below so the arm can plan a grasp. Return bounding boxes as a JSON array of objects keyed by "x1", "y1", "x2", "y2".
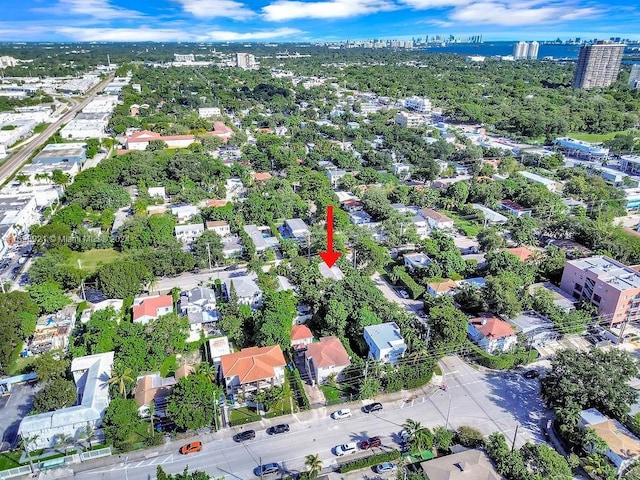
[
  {"x1": 0, "y1": 75, "x2": 114, "y2": 185},
  {"x1": 73, "y1": 356, "x2": 548, "y2": 480}
]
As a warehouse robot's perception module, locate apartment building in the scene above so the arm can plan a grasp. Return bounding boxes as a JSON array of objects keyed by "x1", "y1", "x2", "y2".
[{"x1": 560, "y1": 256, "x2": 640, "y2": 324}]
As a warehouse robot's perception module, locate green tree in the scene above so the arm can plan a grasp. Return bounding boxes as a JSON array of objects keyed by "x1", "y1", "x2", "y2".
[
  {"x1": 521, "y1": 442, "x2": 572, "y2": 479},
  {"x1": 402, "y1": 418, "x2": 433, "y2": 451},
  {"x1": 192, "y1": 230, "x2": 224, "y2": 268},
  {"x1": 32, "y1": 352, "x2": 69, "y2": 382},
  {"x1": 166, "y1": 374, "x2": 220, "y2": 431},
  {"x1": 27, "y1": 281, "x2": 72, "y2": 313},
  {"x1": 97, "y1": 260, "x2": 153, "y2": 298},
  {"x1": 254, "y1": 290, "x2": 296, "y2": 350},
  {"x1": 102, "y1": 397, "x2": 144, "y2": 449},
  {"x1": 432, "y1": 426, "x2": 454, "y2": 454},
  {"x1": 428, "y1": 301, "x2": 468, "y2": 353},
  {"x1": 108, "y1": 364, "x2": 134, "y2": 398},
  {"x1": 33, "y1": 377, "x2": 77, "y2": 412},
  {"x1": 0, "y1": 291, "x2": 39, "y2": 374},
  {"x1": 456, "y1": 425, "x2": 484, "y2": 447}
]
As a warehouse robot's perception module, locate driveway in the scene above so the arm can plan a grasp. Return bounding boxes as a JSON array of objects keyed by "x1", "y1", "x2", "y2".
[{"x1": 0, "y1": 382, "x2": 40, "y2": 451}]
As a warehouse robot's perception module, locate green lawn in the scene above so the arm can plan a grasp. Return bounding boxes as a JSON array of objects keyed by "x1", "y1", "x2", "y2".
[
  {"x1": 66, "y1": 249, "x2": 121, "y2": 272},
  {"x1": 229, "y1": 406, "x2": 261, "y2": 426},
  {"x1": 33, "y1": 123, "x2": 49, "y2": 134},
  {"x1": 567, "y1": 130, "x2": 637, "y2": 142},
  {"x1": 319, "y1": 385, "x2": 342, "y2": 402},
  {"x1": 6, "y1": 355, "x2": 36, "y2": 376},
  {"x1": 0, "y1": 450, "x2": 23, "y2": 471},
  {"x1": 441, "y1": 210, "x2": 482, "y2": 237}
]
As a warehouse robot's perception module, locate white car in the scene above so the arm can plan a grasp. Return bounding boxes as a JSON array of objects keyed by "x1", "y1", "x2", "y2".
[
  {"x1": 398, "y1": 290, "x2": 409, "y2": 299},
  {"x1": 334, "y1": 442, "x2": 358, "y2": 456},
  {"x1": 331, "y1": 409, "x2": 352, "y2": 420}
]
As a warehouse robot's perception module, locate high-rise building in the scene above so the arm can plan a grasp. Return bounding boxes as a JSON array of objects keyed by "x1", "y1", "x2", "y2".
[
  {"x1": 174, "y1": 53, "x2": 194, "y2": 62},
  {"x1": 572, "y1": 41, "x2": 625, "y2": 89},
  {"x1": 527, "y1": 41, "x2": 539, "y2": 59},
  {"x1": 235, "y1": 52, "x2": 256, "y2": 70},
  {"x1": 629, "y1": 64, "x2": 640, "y2": 90},
  {"x1": 513, "y1": 41, "x2": 528, "y2": 60}
]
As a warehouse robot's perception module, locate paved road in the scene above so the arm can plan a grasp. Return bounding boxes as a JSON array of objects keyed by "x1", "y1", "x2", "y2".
[
  {"x1": 371, "y1": 272, "x2": 422, "y2": 315},
  {"x1": 73, "y1": 356, "x2": 548, "y2": 480},
  {"x1": 154, "y1": 266, "x2": 249, "y2": 293},
  {"x1": 0, "y1": 75, "x2": 113, "y2": 185}
]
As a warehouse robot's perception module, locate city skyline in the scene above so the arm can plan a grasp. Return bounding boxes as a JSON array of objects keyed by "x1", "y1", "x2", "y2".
[{"x1": 1, "y1": 0, "x2": 640, "y2": 43}]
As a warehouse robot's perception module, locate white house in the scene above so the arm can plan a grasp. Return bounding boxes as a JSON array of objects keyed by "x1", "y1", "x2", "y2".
[
  {"x1": 171, "y1": 204, "x2": 199, "y2": 222},
  {"x1": 206, "y1": 220, "x2": 231, "y2": 237},
  {"x1": 220, "y1": 345, "x2": 286, "y2": 395},
  {"x1": 175, "y1": 223, "x2": 205, "y2": 245},
  {"x1": 419, "y1": 208, "x2": 454, "y2": 230},
  {"x1": 244, "y1": 225, "x2": 280, "y2": 252},
  {"x1": 179, "y1": 286, "x2": 217, "y2": 340},
  {"x1": 18, "y1": 352, "x2": 114, "y2": 449},
  {"x1": 305, "y1": 336, "x2": 351, "y2": 384},
  {"x1": 283, "y1": 218, "x2": 310, "y2": 241},
  {"x1": 148, "y1": 186, "x2": 166, "y2": 199},
  {"x1": 363, "y1": 322, "x2": 407, "y2": 364},
  {"x1": 412, "y1": 215, "x2": 430, "y2": 238},
  {"x1": 392, "y1": 162, "x2": 411, "y2": 180},
  {"x1": 223, "y1": 275, "x2": 262, "y2": 309},
  {"x1": 404, "y1": 252, "x2": 432, "y2": 271},
  {"x1": 125, "y1": 130, "x2": 196, "y2": 150},
  {"x1": 580, "y1": 408, "x2": 640, "y2": 474},
  {"x1": 291, "y1": 324, "x2": 314, "y2": 350},
  {"x1": 467, "y1": 314, "x2": 518, "y2": 353},
  {"x1": 198, "y1": 107, "x2": 221, "y2": 118}
]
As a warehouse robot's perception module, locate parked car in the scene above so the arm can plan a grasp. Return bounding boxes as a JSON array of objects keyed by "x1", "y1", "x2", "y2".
[
  {"x1": 523, "y1": 369, "x2": 539, "y2": 379},
  {"x1": 233, "y1": 430, "x2": 256, "y2": 442},
  {"x1": 254, "y1": 463, "x2": 280, "y2": 476},
  {"x1": 179, "y1": 441, "x2": 202, "y2": 454},
  {"x1": 334, "y1": 442, "x2": 358, "y2": 456},
  {"x1": 362, "y1": 402, "x2": 383, "y2": 414},
  {"x1": 398, "y1": 289, "x2": 409, "y2": 299},
  {"x1": 359, "y1": 436, "x2": 382, "y2": 449},
  {"x1": 374, "y1": 462, "x2": 398, "y2": 474},
  {"x1": 331, "y1": 408, "x2": 352, "y2": 420},
  {"x1": 267, "y1": 424, "x2": 290, "y2": 435}
]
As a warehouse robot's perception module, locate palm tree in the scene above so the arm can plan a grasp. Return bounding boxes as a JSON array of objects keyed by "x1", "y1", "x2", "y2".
[
  {"x1": 18, "y1": 434, "x2": 38, "y2": 473},
  {"x1": 147, "y1": 402, "x2": 156, "y2": 434},
  {"x1": 402, "y1": 418, "x2": 433, "y2": 451},
  {"x1": 78, "y1": 423, "x2": 98, "y2": 450},
  {"x1": 582, "y1": 428, "x2": 608, "y2": 455},
  {"x1": 196, "y1": 362, "x2": 217, "y2": 382},
  {"x1": 147, "y1": 277, "x2": 159, "y2": 294},
  {"x1": 108, "y1": 364, "x2": 134, "y2": 398},
  {"x1": 52, "y1": 434, "x2": 75, "y2": 454},
  {"x1": 304, "y1": 454, "x2": 322, "y2": 480}
]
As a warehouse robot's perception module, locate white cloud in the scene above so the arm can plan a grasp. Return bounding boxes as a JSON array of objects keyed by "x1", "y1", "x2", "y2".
[
  {"x1": 262, "y1": 0, "x2": 396, "y2": 21},
  {"x1": 400, "y1": 0, "x2": 471, "y2": 7},
  {"x1": 204, "y1": 27, "x2": 304, "y2": 40},
  {"x1": 173, "y1": 0, "x2": 256, "y2": 20},
  {"x1": 34, "y1": 0, "x2": 144, "y2": 20},
  {"x1": 56, "y1": 27, "x2": 194, "y2": 42},
  {"x1": 449, "y1": 1, "x2": 603, "y2": 26}
]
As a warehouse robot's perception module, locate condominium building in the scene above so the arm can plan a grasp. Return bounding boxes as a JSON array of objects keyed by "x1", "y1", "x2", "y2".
[
  {"x1": 174, "y1": 53, "x2": 195, "y2": 62},
  {"x1": 629, "y1": 64, "x2": 640, "y2": 89},
  {"x1": 572, "y1": 41, "x2": 625, "y2": 89},
  {"x1": 395, "y1": 111, "x2": 422, "y2": 128},
  {"x1": 527, "y1": 41, "x2": 539, "y2": 59},
  {"x1": 236, "y1": 53, "x2": 256, "y2": 70},
  {"x1": 560, "y1": 256, "x2": 640, "y2": 324},
  {"x1": 513, "y1": 41, "x2": 528, "y2": 60}
]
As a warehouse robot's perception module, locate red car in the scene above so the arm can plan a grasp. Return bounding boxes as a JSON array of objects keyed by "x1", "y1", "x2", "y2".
[
  {"x1": 360, "y1": 436, "x2": 382, "y2": 449},
  {"x1": 179, "y1": 441, "x2": 203, "y2": 454}
]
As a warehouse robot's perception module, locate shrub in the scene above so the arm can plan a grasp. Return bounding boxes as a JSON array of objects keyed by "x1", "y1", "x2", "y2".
[
  {"x1": 391, "y1": 265, "x2": 425, "y2": 299},
  {"x1": 466, "y1": 340, "x2": 537, "y2": 370},
  {"x1": 456, "y1": 425, "x2": 485, "y2": 448},
  {"x1": 338, "y1": 450, "x2": 401, "y2": 473}
]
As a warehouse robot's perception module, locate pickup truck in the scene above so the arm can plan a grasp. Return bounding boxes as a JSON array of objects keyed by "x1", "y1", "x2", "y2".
[{"x1": 359, "y1": 436, "x2": 382, "y2": 450}]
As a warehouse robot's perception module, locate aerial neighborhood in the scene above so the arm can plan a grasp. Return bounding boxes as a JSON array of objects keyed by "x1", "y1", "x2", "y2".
[{"x1": 0, "y1": 37, "x2": 639, "y2": 480}]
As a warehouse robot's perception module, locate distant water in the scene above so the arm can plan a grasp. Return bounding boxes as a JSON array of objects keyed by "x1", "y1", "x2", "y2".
[{"x1": 423, "y1": 41, "x2": 581, "y2": 59}]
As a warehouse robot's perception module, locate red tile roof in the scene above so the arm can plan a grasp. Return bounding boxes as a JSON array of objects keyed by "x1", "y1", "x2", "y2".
[
  {"x1": 420, "y1": 208, "x2": 453, "y2": 224},
  {"x1": 305, "y1": 336, "x2": 350, "y2": 368},
  {"x1": 205, "y1": 199, "x2": 229, "y2": 207},
  {"x1": 469, "y1": 315, "x2": 516, "y2": 339},
  {"x1": 212, "y1": 122, "x2": 233, "y2": 136},
  {"x1": 220, "y1": 345, "x2": 286, "y2": 384},
  {"x1": 132, "y1": 295, "x2": 173, "y2": 321},
  {"x1": 127, "y1": 130, "x2": 195, "y2": 143},
  {"x1": 505, "y1": 247, "x2": 534, "y2": 262},
  {"x1": 252, "y1": 172, "x2": 272, "y2": 182},
  {"x1": 291, "y1": 324, "x2": 313, "y2": 341}
]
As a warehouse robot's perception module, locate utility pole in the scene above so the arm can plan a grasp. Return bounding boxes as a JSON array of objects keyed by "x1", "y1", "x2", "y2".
[
  {"x1": 260, "y1": 456, "x2": 263, "y2": 480},
  {"x1": 445, "y1": 397, "x2": 452, "y2": 430},
  {"x1": 511, "y1": 424, "x2": 519, "y2": 452},
  {"x1": 206, "y1": 242, "x2": 212, "y2": 270}
]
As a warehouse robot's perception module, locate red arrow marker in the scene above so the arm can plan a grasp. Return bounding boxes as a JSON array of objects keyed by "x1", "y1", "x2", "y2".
[{"x1": 319, "y1": 205, "x2": 342, "y2": 268}]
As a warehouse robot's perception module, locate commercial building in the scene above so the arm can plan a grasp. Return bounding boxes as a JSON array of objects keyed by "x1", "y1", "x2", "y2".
[
  {"x1": 395, "y1": 111, "x2": 423, "y2": 128},
  {"x1": 572, "y1": 41, "x2": 625, "y2": 89},
  {"x1": 620, "y1": 155, "x2": 640, "y2": 175},
  {"x1": 513, "y1": 41, "x2": 528, "y2": 59},
  {"x1": 554, "y1": 137, "x2": 609, "y2": 160},
  {"x1": 60, "y1": 118, "x2": 107, "y2": 139},
  {"x1": 363, "y1": 322, "x2": 407, "y2": 364},
  {"x1": 236, "y1": 53, "x2": 257, "y2": 70},
  {"x1": 560, "y1": 256, "x2": 640, "y2": 324},
  {"x1": 174, "y1": 53, "x2": 195, "y2": 62},
  {"x1": 624, "y1": 188, "x2": 640, "y2": 211},
  {"x1": 403, "y1": 96, "x2": 432, "y2": 113},
  {"x1": 125, "y1": 130, "x2": 196, "y2": 150},
  {"x1": 527, "y1": 41, "x2": 539, "y2": 59},
  {"x1": 18, "y1": 352, "x2": 114, "y2": 449}
]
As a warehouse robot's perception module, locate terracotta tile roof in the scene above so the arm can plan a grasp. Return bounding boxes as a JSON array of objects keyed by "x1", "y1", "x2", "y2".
[
  {"x1": 305, "y1": 336, "x2": 350, "y2": 369},
  {"x1": 175, "y1": 364, "x2": 195, "y2": 380},
  {"x1": 127, "y1": 130, "x2": 195, "y2": 143},
  {"x1": 505, "y1": 247, "x2": 534, "y2": 262},
  {"x1": 291, "y1": 325, "x2": 313, "y2": 341},
  {"x1": 132, "y1": 295, "x2": 173, "y2": 321},
  {"x1": 220, "y1": 345, "x2": 286, "y2": 385},
  {"x1": 420, "y1": 208, "x2": 453, "y2": 223},
  {"x1": 206, "y1": 220, "x2": 229, "y2": 228},
  {"x1": 212, "y1": 122, "x2": 233, "y2": 136},
  {"x1": 428, "y1": 279, "x2": 458, "y2": 293},
  {"x1": 252, "y1": 172, "x2": 272, "y2": 182},
  {"x1": 134, "y1": 373, "x2": 177, "y2": 407},
  {"x1": 205, "y1": 199, "x2": 229, "y2": 207},
  {"x1": 469, "y1": 315, "x2": 516, "y2": 339}
]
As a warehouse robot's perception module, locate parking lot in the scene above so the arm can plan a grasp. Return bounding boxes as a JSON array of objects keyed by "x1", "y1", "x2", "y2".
[
  {"x1": 0, "y1": 382, "x2": 40, "y2": 451},
  {"x1": 535, "y1": 335, "x2": 592, "y2": 358}
]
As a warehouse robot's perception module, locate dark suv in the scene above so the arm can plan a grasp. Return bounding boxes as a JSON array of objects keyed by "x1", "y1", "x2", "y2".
[
  {"x1": 267, "y1": 424, "x2": 290, "y2": 435},
  {"x1": 362, "y1": 402, "x2": 383, "y2": 414},
  {"x1": 233, "y1": 430, "x2": 256, "y2": 442}
]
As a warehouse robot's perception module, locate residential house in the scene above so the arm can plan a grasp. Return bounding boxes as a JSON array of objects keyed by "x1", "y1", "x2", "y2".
[
  {"x1": 208, "y1": 336, "x2": 231, "y2": 369},
  {"x1": 206, "y1": 220, "x2": 231, "y2": 237},
  {"x1": 180, "y1": 286, "x2": 218, "y2": 341},
  {"x1": 244, "y1": 225, "x2": 280, "y2": 252},
  {"x1": 505, "y1": 246, "x2": 534, "y2": 262},
  {"x1": 427, "y1": 279, "x2": 458, "y2": 297},
  {"x1": 468, "y1": 314, "x2": 518, "y2": 353},
  {"x1": 560, "y1": 256, "x2": 640, "y2": 325},
  {"x1": 134, "y1": 372, "x2": 177, "y2": 417},
  {"x1": 132, "y1": 295, "x2": 173, "y2": 324},
  {"x1": 221, "y1": 235, "x2": 243, "y2": 258},
  {"x1": 412, "y1": 215, "x2": 430, "y2": 238},
  {"x1": 211, "y1": 122, "x2": 233, "y2": 142},
  {"x1": 498, "y1": 200, "x2": 532, "y2": 217},
  {"x1": 319, "y1": 263, "x2": 344, "y2": 281},
  {"x1": 419, "y1": 208, "x2": 454, "y2": 230},
  {"x1": 223, "y1": 275, "x2": 263, "y2": 309},
  {"x1": 171, "y1": 204, "x2": 199, "y2": 223},
  {"x1": 363, "y1": 322, "x2": 407, "y2": 364},
  {"x1": 252, "y1": 172, "x2": 272, "y2": 183},
  {"x1": 518, "y1": 171, "x2": 563, "y2": 193},
  {"x1": 342, "y1": 199, "x2": 363, "y2": 213},
  {"x1": 175, "y1": 223, "x2": 204, "y2": 245},
  {"x1": 220, "y1": 345, "x2": 286, "y2": 395},
  {"x1": 18, "y1": 352, "x2": 114, "y2": 449},
  {"x1": 327, "y1": 169, "x2": 348, "y2": 188},
  {"x1": 392, "y1": 162, "x2": 411, "y2": 180},
  {"x1": 580, "y1": 408, "x2": 640, "y2": 474},
  {"x1": 148, "y1": 186, "x2": 166, "y2": 199},
  {"x1": 404, "y1": 252, "x2": 432, "y2": 271},
  {"x1": 471, "y1": 203, "x2": 508, "y2": 224},
  {"x1": 528, "y1": 282, "x2": 578, "y2": 312},
  {"x1": 349, "y1": 210, "x2": 372, "y2": 225},
  {"x1": 420, "y1": 449, "x2": 504, "y2": 480},
  {"x1": 283, "y1": 218, "x2": 310, "y2": 242},
  {"x1": 508, "y1": 311, "x2": 559, "y2": 349},
  {"x1": 291, "y1": 324, "x2": 314, "y2": 350},
  {"x1": 305, "y1": 336, "x2": 351, "y2": 384}
]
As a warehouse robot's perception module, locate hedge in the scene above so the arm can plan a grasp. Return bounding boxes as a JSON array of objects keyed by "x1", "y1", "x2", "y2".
[
  {"x1": 465, "y1": 340, "x2": 537, "y2": 370},
  {"x1": 338, "y1": 449, "x2": 401, "y2": 473},
  {"x1": 291, "y1": 368, "x2": 310, "y2": 411},
  {"x1": 393, "y1": 266, "x2": 425, "y2": 299}
]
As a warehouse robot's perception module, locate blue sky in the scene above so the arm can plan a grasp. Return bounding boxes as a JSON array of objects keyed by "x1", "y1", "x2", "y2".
[{"x1": 1, "y1": 0, "x2": 639, "y2": 43}]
